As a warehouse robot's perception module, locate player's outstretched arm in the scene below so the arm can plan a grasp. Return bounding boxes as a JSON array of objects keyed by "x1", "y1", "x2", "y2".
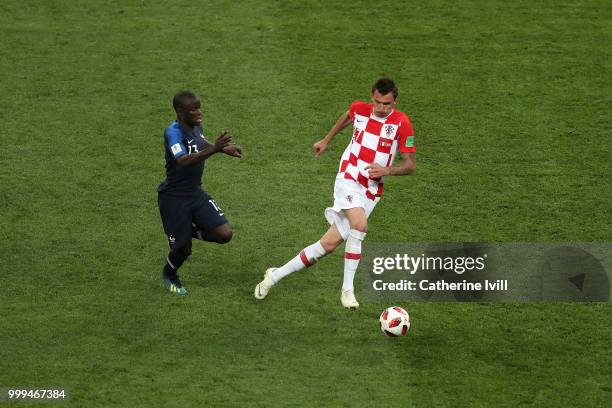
[
  {"x1": 366, "y1": 152, "x2": 416, "y2": 178},
  {"x1": 314, "y1": 111, "x2": 352, "y2": 159},
  {"x1": 177, "y1": 131, "x2": 232, "y2": 166}
]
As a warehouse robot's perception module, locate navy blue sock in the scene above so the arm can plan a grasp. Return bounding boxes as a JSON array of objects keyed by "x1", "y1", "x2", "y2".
[
  {"x1": 163, "y1": 262, "x2": 177, "y2": 278},
  {"x1": 163, "y1": 247, "x2": 190, "y2": 277}
]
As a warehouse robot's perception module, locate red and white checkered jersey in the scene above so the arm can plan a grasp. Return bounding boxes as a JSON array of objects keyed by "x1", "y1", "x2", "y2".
[{"x1": 337, "y1": 100, "x2": 415, "y2": 201}]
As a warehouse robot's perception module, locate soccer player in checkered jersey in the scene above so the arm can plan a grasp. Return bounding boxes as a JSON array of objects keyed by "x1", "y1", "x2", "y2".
[{"x1": 255, "y1": 78, "x2": 416, "y2": 308}]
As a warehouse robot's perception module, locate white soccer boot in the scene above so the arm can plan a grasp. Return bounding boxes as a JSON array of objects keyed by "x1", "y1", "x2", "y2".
[
  {"x1": 341, "y1": 289, "x2": 359, "y2": 309},
  {"x1": 254, "y1": 268, "x2": 277, "y2": 300}
]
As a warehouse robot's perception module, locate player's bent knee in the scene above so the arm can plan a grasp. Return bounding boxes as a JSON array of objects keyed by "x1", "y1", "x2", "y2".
[
  {"x1": 352, "y1": 222, "x2": 368, "y2": 233},
  {"x1": 219, "y1": 230, "x2": 232, "y2": 244},
  {"x1": 214, "y1": 224, "x2": 233, "y2": 244}
]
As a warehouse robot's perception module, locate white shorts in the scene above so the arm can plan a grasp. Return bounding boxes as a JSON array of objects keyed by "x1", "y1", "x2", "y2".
[{"x1": 324, "y1": 178, "x2": 378, "y2": 240}]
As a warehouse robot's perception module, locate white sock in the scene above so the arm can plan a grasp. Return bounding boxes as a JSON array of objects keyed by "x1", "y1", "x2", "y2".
[
  {"x1": 342, "y1": 229, "x2": 366, "y2": 291},
  {"x1": 272, "y1": 241, "x2": 327, "y2": 283}
]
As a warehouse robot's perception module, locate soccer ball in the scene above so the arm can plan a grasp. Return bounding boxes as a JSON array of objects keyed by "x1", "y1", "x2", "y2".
[{"x1": 379, "y1": 306, "x2": 411, "y2": 337}]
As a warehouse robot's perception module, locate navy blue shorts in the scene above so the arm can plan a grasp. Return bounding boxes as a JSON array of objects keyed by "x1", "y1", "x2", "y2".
[{"x1": 158, "y1": 190, "x2": 228, "y2": 249}]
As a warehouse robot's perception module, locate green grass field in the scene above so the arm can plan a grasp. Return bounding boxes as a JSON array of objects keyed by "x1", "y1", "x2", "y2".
[{"x1": 1, "y1": 0, "x2": 611, "y2": 406}]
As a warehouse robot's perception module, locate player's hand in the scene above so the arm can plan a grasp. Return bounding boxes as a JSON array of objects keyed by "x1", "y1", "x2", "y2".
[
  {"x1": 313, "y1": 139, "x2": 328, "y2": 159},
  {"x1": 223, "y1": 143, "x2": 242, "y2": 158},
  {"x1": 366, "y1": 163, "x2": 391, "y2": 179},
  {"x1": 213, "y1": 131, "x2": 233, "y2": 152}
]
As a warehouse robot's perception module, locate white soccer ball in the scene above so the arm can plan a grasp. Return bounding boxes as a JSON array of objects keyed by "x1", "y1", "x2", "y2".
[{"x1": 379, "y1": 306, "x2": 411, "y2": 337}]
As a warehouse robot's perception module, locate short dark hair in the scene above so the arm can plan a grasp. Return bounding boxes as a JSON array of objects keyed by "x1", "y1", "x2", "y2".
[
  {"x1": 173, "y1": 90, "x2": 198, "y2": 110},
  {"x1": 372, "y1": 78, "x2": 398, "y2": 99}
]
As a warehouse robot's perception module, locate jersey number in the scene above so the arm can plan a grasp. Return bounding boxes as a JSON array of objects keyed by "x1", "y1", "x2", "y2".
[
  {"x1": 209, "y1": 199, "x2": 224, "y2": 216},
  {"x1": 188, "y1": 144, "x2": 199, "y2": 154}
]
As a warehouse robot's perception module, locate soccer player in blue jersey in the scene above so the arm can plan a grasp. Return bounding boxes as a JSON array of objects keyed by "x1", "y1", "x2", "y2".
[{"x1": 158, "y1": 91, "x2": 241, "y2": 295}]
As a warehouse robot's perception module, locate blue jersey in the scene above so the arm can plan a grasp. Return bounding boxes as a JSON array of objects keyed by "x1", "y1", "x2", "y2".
[{"x1": 158, "y1": 121, "x2": 209, "y2": 194}]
